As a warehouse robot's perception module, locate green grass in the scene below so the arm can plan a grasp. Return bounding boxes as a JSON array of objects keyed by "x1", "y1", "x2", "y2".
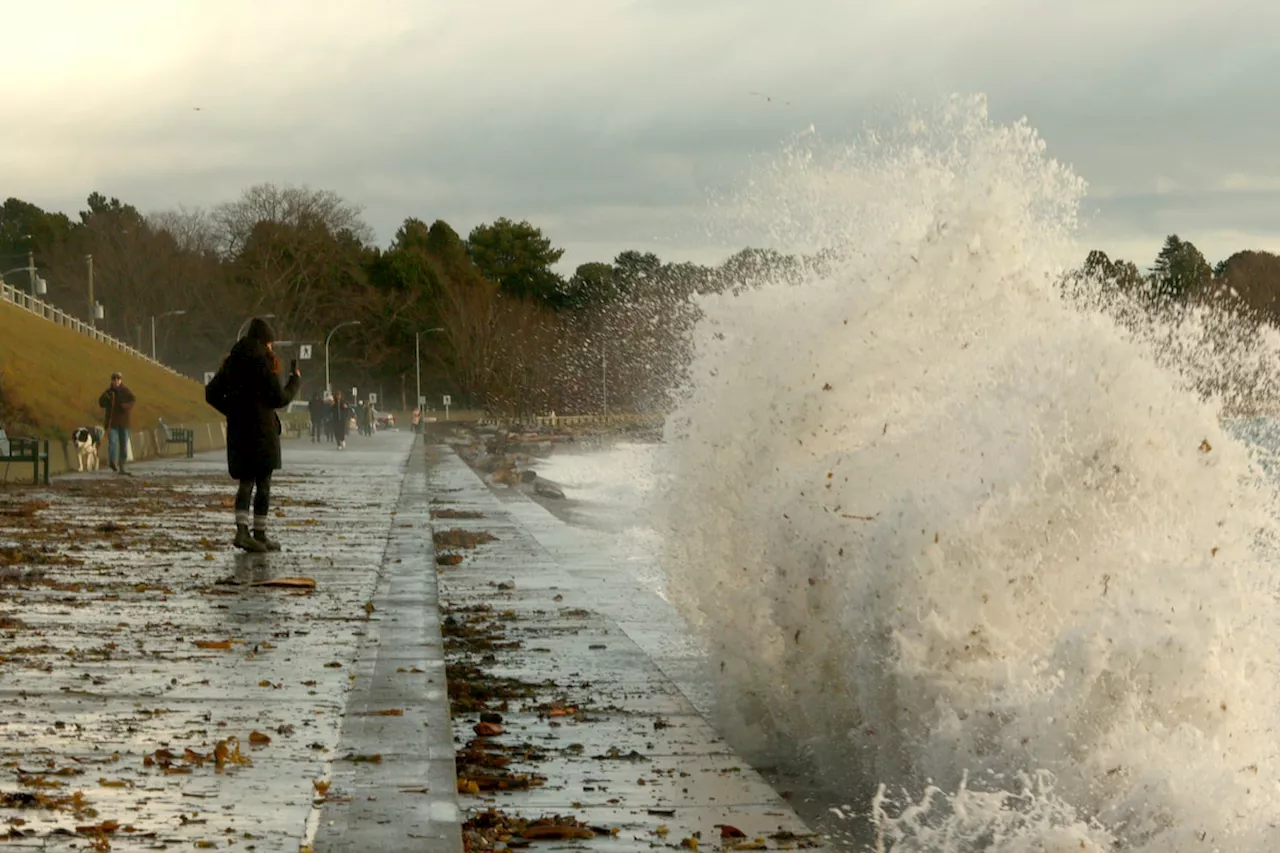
[{"x1": 0, "y1": 301, "x2": 221, "y2": 440}]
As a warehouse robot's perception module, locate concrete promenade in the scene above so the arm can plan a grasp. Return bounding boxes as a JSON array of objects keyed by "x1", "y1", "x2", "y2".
[{"x1": 0, "y1": 433, "x2": 819, "y2": 851}]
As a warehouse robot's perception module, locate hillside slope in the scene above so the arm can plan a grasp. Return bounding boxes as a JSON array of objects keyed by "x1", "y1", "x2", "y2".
[{"x1": 0, "y1": 302, "x2": 221, "y2": 439}]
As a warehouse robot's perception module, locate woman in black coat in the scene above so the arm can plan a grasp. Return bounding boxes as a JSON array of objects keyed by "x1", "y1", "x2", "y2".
[{"x1": 204, "y1": 317, "x2": 301, "y2": 552}]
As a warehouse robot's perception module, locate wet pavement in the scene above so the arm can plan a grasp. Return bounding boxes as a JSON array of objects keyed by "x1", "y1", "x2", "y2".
[
  {"x1": 0, "y1": 433, "x2": 458, "y2": 851},
  {"x1": 0, "y1": 434, "x2": 820, "y2": 852},
  {"x1": 428, "y1": 444, "x2": 822, "y2": 851}
]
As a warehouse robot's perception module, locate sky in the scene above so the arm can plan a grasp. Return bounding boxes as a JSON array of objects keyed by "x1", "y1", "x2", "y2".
[{"x1": 2, "y1": 0, "x2": 1278, "y2": 273}]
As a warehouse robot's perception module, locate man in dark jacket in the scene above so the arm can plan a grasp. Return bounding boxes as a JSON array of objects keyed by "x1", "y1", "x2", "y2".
[
  {"x1": 204, "y1": 317, "x2": 301, "y2": 553},
  {"x1": 98, "y1": 371, "x2": 136, "y2": 475}
]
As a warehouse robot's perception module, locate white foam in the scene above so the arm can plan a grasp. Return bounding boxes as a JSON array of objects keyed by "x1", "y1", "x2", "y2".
[
  {"x1": 537, "y1": 442, "x2": 669, "y2": 598},
  {"x1": 654, "y1": 94, "x2": 1280, "y2": 850}
]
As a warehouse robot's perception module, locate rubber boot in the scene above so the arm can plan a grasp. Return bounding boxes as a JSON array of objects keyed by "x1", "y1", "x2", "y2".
[
  {"x1": 252, "y1": 529, "x2": 281, "y2": 552},
  {"x1": 234, "y1": 524, "x2": 267, "y2": 553}
]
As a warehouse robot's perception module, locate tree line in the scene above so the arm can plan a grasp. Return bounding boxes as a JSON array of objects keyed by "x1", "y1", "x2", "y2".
[
  {"x1": 1076, "y1": 234, "x2": 1280, "y2": 316},
  {"x1": 3, "y1": 184, "x2": 1277, "y2": 417},
  {"x1": 0, "y1": 186, "x2": 803, "y2": 416}
]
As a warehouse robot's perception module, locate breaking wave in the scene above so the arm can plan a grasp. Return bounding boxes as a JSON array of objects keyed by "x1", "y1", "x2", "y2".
[{"x1": 655, "y1": 94, "x2": 1280, "y2": 851}]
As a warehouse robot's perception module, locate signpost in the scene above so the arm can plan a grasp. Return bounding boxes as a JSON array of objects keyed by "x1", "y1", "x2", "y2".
[
  {"x1": 418, "y1": 395, "x2": 426, "y2": 406},
  {"x1": 368, "y1": 393, "x2": 378, "y2": 404},
  {"x1": 443, "y1": 394, "x2": 451, "y2": 421},
  {"x1": 299, "y1": 344, "x2": 312, "y2": 360}
]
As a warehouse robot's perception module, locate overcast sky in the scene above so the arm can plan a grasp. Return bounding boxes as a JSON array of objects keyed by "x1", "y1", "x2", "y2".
[{"x1": 3, "y1": 0, "x2": 1277, "y2": 273}]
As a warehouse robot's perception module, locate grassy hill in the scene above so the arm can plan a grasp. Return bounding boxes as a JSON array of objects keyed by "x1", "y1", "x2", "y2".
[{"x1": 0, "y1": 301, "x2": 220, "y2": 439}]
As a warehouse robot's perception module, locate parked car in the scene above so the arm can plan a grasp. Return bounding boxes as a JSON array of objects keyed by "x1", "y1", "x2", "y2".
[{"x1": 374, "y1": 409, "x2": 395, "y2": 429}]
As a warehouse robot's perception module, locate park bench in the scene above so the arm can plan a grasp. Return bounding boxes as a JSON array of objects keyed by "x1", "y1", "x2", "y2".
[
  {"x1": 157, "y1": 419, "x2": 195, "y2": 459},
  {"x1": 0, "y1": 427, "x2": 50, "y2": 485},
  {"x1": 280, "y1": 416, "x2": 307, "y2": 439}
]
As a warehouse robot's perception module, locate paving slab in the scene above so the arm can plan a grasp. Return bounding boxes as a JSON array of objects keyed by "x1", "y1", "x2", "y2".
[{"x1": 428, "y1": 444, "x2": 822, "y2": 851}]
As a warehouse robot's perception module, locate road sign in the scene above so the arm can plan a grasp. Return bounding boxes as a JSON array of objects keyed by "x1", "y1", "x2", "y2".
[
  {"x1": 298, "y1": 344, "x2": 312, "y2": 360},
  {"x1": 368, "y1": 393, "x2": 378, "y2": 404},
  {"x1": 418, "y1": 395, "x2": 426, "y2": 406},
  {"x1": 203, "y1": 371, "x2": 215, "y2": 385},
  {"x1": 442, "y1": 395, "x2": 451, "y2": 407}
]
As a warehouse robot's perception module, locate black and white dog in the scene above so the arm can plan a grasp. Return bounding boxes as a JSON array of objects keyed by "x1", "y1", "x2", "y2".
[{"x1": 72, "y1": 426, "x2": 105, "y2": 472}]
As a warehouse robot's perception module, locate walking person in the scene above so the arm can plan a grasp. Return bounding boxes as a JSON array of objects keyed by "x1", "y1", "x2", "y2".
[
  {"x1": 204, "y1": 317, "x2": 301, "y2": 553},
  {"x1": 307, "y1": 392, "x2": 324, "y2": 443},
  {"x1": 355, "y1": 401, "x2": 368, "y2": 437},
  {"x1": 331, "y1": 391, "x2": 350, "y2": 450},
  {"x1": 98, "y1": 371, "x2": 136, "y2": 475}
]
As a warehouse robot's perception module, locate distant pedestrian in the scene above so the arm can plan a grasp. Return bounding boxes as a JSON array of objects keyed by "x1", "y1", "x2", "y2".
[
  {"x1": 411, "y1": 407, "x2": 421, "y2": 434},
  {"x1": 97, "y1": 371, "x2": 136, "y2": 476},
  {"x1": 331, "y1": 391, "x2": 350, "y2": 449},
  {"x1": 307, "y1": 392, "x2": 324, "y2": 443},
  {"x1": 204, "y1": 317, "x2": 301, "y2": 553},
  {"x1": 355, "y1": 401, "x2": 368, "y2": 437}
]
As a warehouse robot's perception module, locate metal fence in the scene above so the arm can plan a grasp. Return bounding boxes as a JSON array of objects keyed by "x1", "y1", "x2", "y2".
[{"x1": 0, "y1": 281, "x2": 184, "y2": 378}]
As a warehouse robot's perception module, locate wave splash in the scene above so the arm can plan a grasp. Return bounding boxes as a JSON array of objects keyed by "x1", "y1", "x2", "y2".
[{"x1": 655, "y1": 94, "x2": 1280, "y2": 851}]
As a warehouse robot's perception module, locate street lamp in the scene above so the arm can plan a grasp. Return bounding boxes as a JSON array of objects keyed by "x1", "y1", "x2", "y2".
[
  {"x1": 415, "y1": 327, "x2": 444, "y2": 411},
  {"x1": 0, "y1": 264, "x2": 45, "y2": 298},
  {"x1": 325, "y1": 320, "x2": 361, "y2": 394},
  {"x1": 0, "y1": 241, "x2": 40, "y2": 298},
  {"x1": 151, "y1": 310, "x2": 187, "y2": 361},
  {"x1": 235, "y1": 313, "x2": 275, "y2": 342}
]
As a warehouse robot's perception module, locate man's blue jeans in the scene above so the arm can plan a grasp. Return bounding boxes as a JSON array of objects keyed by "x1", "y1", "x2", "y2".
[{"x1": 107, "y1": 427, "x2": 130, "y2": 468}]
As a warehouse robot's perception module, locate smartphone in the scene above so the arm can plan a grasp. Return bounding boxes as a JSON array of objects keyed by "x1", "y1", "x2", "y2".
[{"x1": 290, "y1": 359, "x2": 298, "y2": 374}]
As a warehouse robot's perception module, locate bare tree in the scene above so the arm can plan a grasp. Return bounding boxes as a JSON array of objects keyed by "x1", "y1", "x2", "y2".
[
  {"x1": 212, "y1": 184, "x2": 373, "y2": 259},
  {"x1": 435, "y1": 262, "x2": 503, "y2": 408},
  {"x1": 149, "y1": 207, "x2": 221, "y2": 257}
]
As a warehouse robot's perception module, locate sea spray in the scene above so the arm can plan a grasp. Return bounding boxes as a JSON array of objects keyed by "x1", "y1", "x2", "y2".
[{"x1": 655, "y1": 94, "x2": 1280, "y2": 850}]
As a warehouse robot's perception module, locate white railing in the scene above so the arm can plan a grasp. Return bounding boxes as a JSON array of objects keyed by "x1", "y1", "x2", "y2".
[{"x1": 0, "y1": 282, "x2": 185, "y2": 378}]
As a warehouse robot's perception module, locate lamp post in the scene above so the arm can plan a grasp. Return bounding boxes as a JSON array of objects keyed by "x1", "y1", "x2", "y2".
[
  {"x1": 415, "y1": 327, "x2": 444, "y2": 411},
  {"x1": 151, "y1": 310, "x2": 187, "y2": 361},
  {"x1": 0, "y1": 264, "x2": 45, "y2": 298},
  {"x1": 1, "y1": 239, "x2": 44, "y2": 300},
  {"x1": 325, "y1": 320, "x2": 361, "y2": 394},
  {"x1": 235, "y1": 313, "x2": 275, "y2": 342}
]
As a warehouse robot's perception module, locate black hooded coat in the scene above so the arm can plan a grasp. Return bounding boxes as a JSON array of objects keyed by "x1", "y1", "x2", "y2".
[{"x1": 205, "y1": 319, "x2": 299, "y2": 480}]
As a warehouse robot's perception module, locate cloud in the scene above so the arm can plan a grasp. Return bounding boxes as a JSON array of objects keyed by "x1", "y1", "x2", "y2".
[{"x1": 2, "y1": 0, "x2": 1279, "y2": 272}]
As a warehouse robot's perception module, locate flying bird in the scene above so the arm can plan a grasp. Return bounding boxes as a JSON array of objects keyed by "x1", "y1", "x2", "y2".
[{"x1": 748, "y1": 91, "x2": 791, "y2": 106}]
